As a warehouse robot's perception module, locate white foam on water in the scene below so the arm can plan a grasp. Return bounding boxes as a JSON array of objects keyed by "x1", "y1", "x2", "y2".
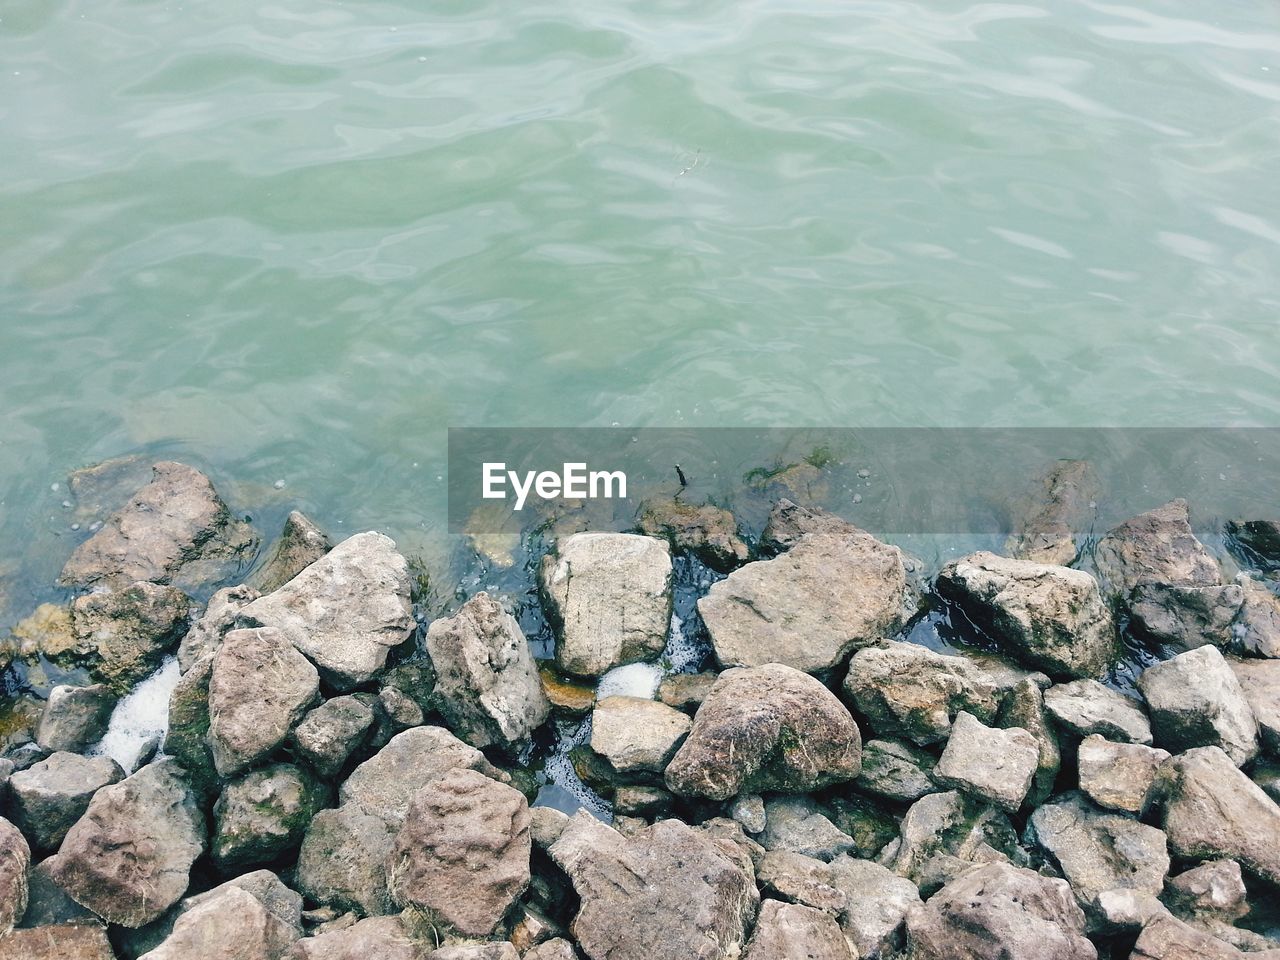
[
  {"x1": 89, "y1": 656, "x2": 181, "y2": 774},
  {"x1": 596, "y1": 661, "x2": 663, "y2": 700}
]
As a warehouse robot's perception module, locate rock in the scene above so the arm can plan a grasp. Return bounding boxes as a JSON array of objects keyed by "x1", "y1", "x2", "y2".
[
  {"x1": 590, "y1": 696, "x2": 691, "y2": 775},
  {"x1": 904, "y1": 861, "x2": 1095, "y2": 960},
  {"x1": 730, "y1": 794, "x2": 767, "y2": 834},
  {"x1": 1026, "y1": 793, "x2": 1169, "y2": 916},
  {"x1": 139, "y1": 885, "x2": 300, "y2": 960},
  {"x1": 35, "y1": 683, "x2": 115, "y2": 753},
  {"x1": 755, "y1": 850, "x2": 847, "y2": 915},
  {"x1": 1137, "y1": 646, "x2": 1259, "y2": 766},
  {"x1": 1226, "y1": 519, "x2": 1280, "y2": 570},
  {"x1": 70, "y1": 582, "x2": 191, "y2": 689},
  {"x1": 290, "y1": 695, "x2": 376, "y2": 778},
  {"x1": 524, "y1": 941, "x2": 580, "y2": 960},
  {"x1": 759, "y1": 499, "x2": 854, "y2": 552},
  {"x1": 932, "y1": 712, "x2": 1039, "y2": 812},
  {"x1": 665, "y1": 664, "x2": 861, "y2": 800},
  {"x1": 883, "y1": 790, "x2": 993, "y2": 880},
  {"x1": 0, "y1": 924, "x2": 115, "y2": 960},
  {"x1": 538, "y1": 667, "x2": 596, "y2": 716},
  {"x1": 338, "y1": 726, "x2": 504, "y2": 826},
  {"x1": 1129, "y1": 913, "x2": 1270, "y2": 960},
  {"x1": 212, "y1": 762, "x2": 326, "y2": 870},
  {"x1": 997, "y1": 678, "x2": 1061, "y2": 806},
  {"x1": 164, "y1": 653, "x2": 217, "y2": 795},
  {"x1": 530, "y1": 806, "x2": 569, "y2": 849},
  {"x1": 759, "y1": 796, "x2": 856, "y2": 862},
  {"x1": 1005, "y1": 460, "x2": 1098, "y2": 566},
  {"x1": 20, "y1": 858, "x2": 96, "y2": 927},
  {"x1": 1165, "y1": 860, "x2": 1249, "y2": 924},
  {"x1": 549, "y1": 813, "x2": 758, "y2": 960},
  {"x1": 425, "y1": 592, "x2": 550, "y2": 749},
  {"x1": 1043, "y1": 680, "x2": 1152, "y2": 745},
  {"x1": 1094, "y1": 499, "x2": 1221, "y2": 596},
  {"x1": 612, "y1": 784, "x2": 672, "y2": 817},
  {"x1": 844, "y1": 641, "x2": 1037, "y2": 746},
  {"x1": 388, "y1": 768, "x2": 530, "y2": 937},
  {"x1": 936, "y1": 552, "x2": 1115, "y2": 680},
  {"x1": 1129, "y1": 582, "x2": 1243, "y2": 652},
  {"x1": 1077, "y1": 735, "x2": 1169, "y2": 814},
  {"x1": 46, "y1": 760, "x2": 205, "y2": 927},
  {"x1": 635, "y1": 498, "x2": 749, "y2": 571},
  {"x1": 825, "y1": 794, "x2": 902, "y2": 860},
  {"x1": 430, "y1": 946, "x2": 517, "y2": 960},
  {"x1": 252, "y1": 510, "x2": 332, "y2": 594},
  {"x1": 8, "y1": 752, "x2": 124, "y2": 851},
  {"x1": 1231, "y1": 577, "x2": 1280, "y2": 658},
  {"x1": 1089, "y1": 889, "x2": 1167, "y2": 933},
  {"x1": 176, "y1": 870, "x2": 304, "y2": 939},
  {"x1": 1153, "y1": 746, "x2": 1280, "y2": 887},
  {"x1": 741, "y1": 900, "x2": 853, "y2": 960},
  {"x1": 1225, "y1": 656, "x2": 1280, "y2": 754},
  {"x1": 656, "y1": 672, "x2": 717, "y2": 712},
  {"x1": 540, "y1": 533, "x2": 673, "y2": 678},
  {"x1": 208, "y1": 626, "x2": 320, "y2": 777},
  {"x1": 0, "y1": 817, "x2": 29, "y2": 936},
  {"x1": 509, "y1": 904, "x2": 560, "y2": 953},
  {"x1": 698, "y1": 522, "x2": 909, "y2": 675},
  {"x1": 240, "y1": 532, "x2": 414, "y2": 690},
  {"x1": 59, "y1": 461, "x2": 252, "y2": 590},
  {"x1": 826, "y1": 855, "x2": 921, "y2": 958},
  {"x1": 286, "y1": 916, "x2": 421, "y2": 960},
  {"x1": 295, "y1": 805, "x2": 396, "y2": 917},
  {"x1": 856, "y1": 739, "x2": 937, "y2": 803},
  {"x1": 177, "y1": 584, "x2": 260, "y2": 671}
]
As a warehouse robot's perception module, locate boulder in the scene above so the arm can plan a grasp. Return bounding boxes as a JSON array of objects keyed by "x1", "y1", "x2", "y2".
[
  {"x1": 1005, "y1": 460, "x2": 1098, "y2": 566},
  {"x1": 164, "y1": 653, "x2": 216, "y2": 795},
  {"x1": 1129, "y1": 913, "x2": 1274, "y2": 960},
  {"x1": 0, "y1": 817, "x2": 29, "y2": 936},
  {"x1": 7, "y1": 752, "x2": 124, "y2": 851},
  {"x1": 46, "y1": 760, "x2": 205, "y2": 927},
  {"x1": 388, "y1": 768, "x2": 531, "y2": 937},
  {"x1": 855, "y1": 739, "x2": 937, "y2": 804},
  {"x1": 239, "y1": 532, "x2": 414, "y2": 690},
  {"x1": 656, "y1": 671, "x2": 717, "y2": 712},
  {"x1": 252, "y1": 510, "x2": 332, "y2": 594},
  {"x1": 212, "y1": 762, "x2": 326, "y2": 870},
  {"x1": 755, "y1": 850, "x2": 847, "y2": 915},
  {"x1": 295, "y1": 805, "x2": 396, "y2": 917},
  {"x1": 665, "y1": 664, "x2": 861, "y2": 800},
  {"x1": 936, "y1": 552, "x2": 1115, "y2": 679},
  {"x1": 425, "y1": 592, "x2": 550, "y2": 749},
  {"x1": 741, "y1": 900, "x2": 853, "y2": 960},
  {"x1": 1137, "y1": 646, "x2": 1259, "y2": 766},
  {"x1": 884, "y1": 790, "x2": 992, "y2": 880},
  {"x1": 758, "y1": 796, "x2": 856, "y2": 862},
  {"x1": 1165, "y1": 860, "x2": 1249, "y2": 925},
  {"x1": 996, "y1": 678, "x2": 1061, "y2": 806},
  {"x1": 635, "y1": 498, "x2": 749, "y2": 571},
  {"x1": 0, "y1": 924, "x2": 115, "y2": 960},
  {"x1": 1094, "y1": 499, "x2": 1221, "y2": 596},
  {"x1": 590, "y1": 696, "x2": 691, "y2": 775},
  {"x1": 208, "y1": 626, "x2": 320, "y2": 777},
  {"x1": 1076, "y1": 735, "x2": 1169, "y2": 814},
  {"x1": 138, "y1": 885, "x2": 300, "y2": 960},
  {"x1": 70, "y1": 582, "x2": 191, "y2": 689},
  {"x1": 35, "y1": 683, "x2": 115, "y2": 753},
  {"x1": 698, "y1": 523, "x2": 909, "y2": 675},
  {"x1": 1043, "y1": 680, "x2": 1153, "y2": 745},
  {"x1": 549, "y1": 813, "x2": 758, "y2": 960},
  {"x1": 1129, "y1": 582, "x2": 1243, "y2": 652},
  {"x1": 286, "y1": 915, "x2": 421, "y2": 960},
  {"x1": 290, "y1": 695, "x2": 376, "y2": 778},
  {"x1": 1231, "y1": 576, "x2": 1280, "y2": 658},
  {"x1": 904, "y1": 861, "x2": 1095, "y2": 960},
  {"x1": 826, "y1": 855, "x2": 921, "y2": 958},
  {"x1": 540, "y1": 533, "x2": 673, "y2": 678},
  {"x1": 932, "y1": 711, "x2": 1039, "y2": 812},
  {"x1": 1225, "y1": 656, "x2": 1280, "y2": 754},
  {"x1": 177, "y1": 584, "x2": 260, "y2": 671}
]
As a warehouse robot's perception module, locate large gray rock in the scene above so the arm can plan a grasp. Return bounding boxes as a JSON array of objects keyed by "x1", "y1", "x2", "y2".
[
  {"x1": 240, "y1": 532, "x2": 414, "y2": 690},
  {"x1": 540, "y1": 533, "x2": 673, "y2": 678},
  {"x1": 290, "y1": 695, "x2": 376, "y2": 778},
  {"x1": 177, "y1": 584, "x2": 260, "y2": 671},
  {"x1": 212, "y1": 762, "x2": 326, "y2": 870},
  {"x1": 46, "y1": 760, "x2": 205, "y2": 927},
  {"x1": 1094, "y1": 499, "x2": 1221, "y2": 596},
  {"x1": 1137, "y1": 646, "x2": 1259, "y2": 766},
  {"x1": 286, "y1": 916, "x2": 421, "y2": 960},
  {"x1": 665, "y1": 664, "x2": 861, "y2": 800},
  {"x1": 388, "y1": 768, "x2": 531, "y2": 937},
  {"x1": 741, "y1": 900, "x2": 853, "y2": 960},
  {"x1": 0, "y1": 923, "x2": 115, "y2": 959},
  {"x1": 904, "y1": 861, "x2": 1095, "y2": 960},
  {"x1": 35, "y1": 683, "x2": 115, "y2": 753},
  {"x1": 936, "y1": 552, "x2": 1115, "y2": 680},
  {"x1": 1129, "y1": 582, "x2": 1243, "y2": 652},
  {"x1": 699, "y1": 521, "x2": 909, "y2": 674},
  {"x1": 549, "y1": 813, "x2": 758, "y2": 960},
  {"x1": 855, "y1": 739, "x2": 937, "y2": 803},
  {"x1": 590, "y1": 696, "x2": 691, "y2": 775},
  {"x1": 1226, "y1": 656, "x2": 1280, "y2": 754},
  {"x1": 758, "y1": 796, "x2": 856, "y2": 862},
  {"x1": 636, "y1": 498, "x2": 749, "y2": 572},
  {"x1": 70, "y1": 582, "x2": 191, "y2": 689},
  {"x1": 425, "y1": 592, "x2": 550, "y2": 748},
  {"x1": 1076, "y1": 735, "x2": 1169, "y2": 814},
  {"x1": 208, "y1": 626, "x2": 320, "y2": 777},
  {"x1": 826, "y1": 855, "x2": 921, "y2": 958},
  {"x1": 1231, "y1": 576, "x2": 1280, "y2": 658},
  {"x1": 0, "y1": 817, "x2": 29, "y2": 937},
  {"x1": 295, "y1": 805, "x2": 396, "y2": 917},
  {"x1": 165, "y1": 653, "x2": 217, "y2": 795},
  {"x1": 997, "y1": 678, "x2": 1062, "y2": 806},
  {"x1": 252, "y1": 510, "x2": 332, "y2": 594},
  {"x1": 1005, "y1": 460, "x2": 1098, "y2": 566},
  {"x1": 7, "y1": 752, "x2": 124, "y2": 852},
  {"x1": 59, "y1": 461, "x2": 252, "y2": 590},
  {"x1": 1153, "y1": 746, "x2": 1280, "y2": 887},
  {"x1": 1043, "y1": 680, "x2": 1152, "y2": 744},
  {"x1": 932, "y1": 712, "x2": 1039, "y2": 812},
  {"x1": 138, "y1": 885, "x2": 300, "y2": 960}
]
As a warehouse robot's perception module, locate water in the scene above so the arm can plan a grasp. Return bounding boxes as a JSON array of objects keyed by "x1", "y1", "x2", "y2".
[{"x1": 3, "y1": 0, "x2": 1280, "y2": 622}]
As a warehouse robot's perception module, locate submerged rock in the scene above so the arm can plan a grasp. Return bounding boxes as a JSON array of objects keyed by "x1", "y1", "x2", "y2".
[
  {"x1": 425, "y1": 591, "x2": 550, "y2": 749},
  {"x1": 590, "y1": 696, "x2": 691, "y2": 775},
  {"x1": 1129, "y1": 582, "x2": 1243, "y2": 652},
  {"x1": 665, "y1": 663, "x2": 861, "y2": 800},
  {"x1": 252, "y1": 510, "x2": 332, "y2": 594},
  {"x1": 1137, "y1": 646, "x2": 1259, "y2": 766},
  {"x1": 7, "y1": 752, "x2": 124, "y2": 852},
  {"x1": 931, "y1": 711, "x2": 1039, "y2": 812},
  {"x1": 0, "y1": 817, "x2": 29, "y2": 937},
  {"x1": 212, "y1": 762, "x2": 326, "y2": 870},
  {"x1": 540, "y1": 532, "x2": 673, "y2": 678},
  {"x1": 35, "y1": 683, "x2": 115, "y2": 753},
  {"x1": 1094, "y1": 499, "x2": 1221, "y2": 597},
  {"x1": 1076, "y1": 735, "x2": 1169, "y2": 814},
  {"x1": 635, "y1": 498, "x2": 750, "y2": 571},
  {"x1": 741, "y1": 900, "x2": 853, "y2": 960},
  {"x1": 290, "y1": 695, "x2": 376, "y2": 778},
  {"x1": 1043, "y1": 679, "x2": 1152, "y2": 745},
  {"x1": 1005, "y1": 460, "x2": 1098, "y2": 566}
]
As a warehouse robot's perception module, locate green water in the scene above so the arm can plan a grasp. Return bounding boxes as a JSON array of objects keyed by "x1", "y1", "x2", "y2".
[{"x1": 3, "y1": 0, "x2": 1280, "y2": 616}]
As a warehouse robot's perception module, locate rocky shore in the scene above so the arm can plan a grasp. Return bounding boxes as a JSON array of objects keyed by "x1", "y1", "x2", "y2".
[{"x1": 0, "y1": 457, "x2": 1279, "y2": 959}]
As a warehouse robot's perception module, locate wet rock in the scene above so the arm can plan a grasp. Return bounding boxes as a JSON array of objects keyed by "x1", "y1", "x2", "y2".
[
  {"x1": 1165, "y1": 860, "x2": 1249, "y2": 925},
  {"x1": 826, "y1": 855, "x2": 921, "y2": 958},
  {"x1": 1005, "y1": 460, "x2": 1098, "y2": 566},
  {"x1": 1094, "y1": 499, "x2": 1221, "y2": 597},
  {"x1": 240, "y1": 532, "x2": 414, "y2": 690},
  {"x1": 741, "y1": 900, "x2": 853, "y2": 960},
  {"x1": 1077, "y1": 735, "x2": 1169, "y2": 814},
  {"x1": 0, "y1": 817, "x2": 29, "y2": 936},
  {"x1": 1026, "y1": 793, "x2": 1169, "y2": 917},
  {"x1": 699, "y1": 521, "x2": 909, "y2": 675},
  {"x1": 1043, "y1": 679, "x2": 1153, "y2": 745},
  {"x1": 936, "y1": 552, "x2": 1115, "y2": 679},
  {"x1": 177, "y1": 584, "x2": 260, "y2": 671},
  {"x1": 59, "y1": 461, "x2": 252, "y2": 590},
  {"x1": 212, "y1": 762, "x2": 326, "y2": 870},
  {"x1": 540, "y1": 533, "x2": 673, "y2": 678},
  {"x1": 388, "y1": 768, "x2": 530, "y2": 937},
  {"x1": 1153, "y1": 746, "x2": 1280, "y2": 887},
  {"x1": 35, "y1": 683, "x2": 115, "y2": 753},
  {"x1": 1129, "y1": 582, "x2": 1243, "y2": 652},
  {"x1": 758, "y1": 796, "x2": 856, "y2": 862},
  {"x1": 290, "y1": 695, "x2": 376, "y2": 778},
  {"x1": 824, "y1": 794, "x2": 901, "y2": 860},
  {"x1": 665, "y1": 663, "x2": 861, "y2": 800},
  {"x1": 286, "y1": 915, "x2": 421, "y2": 960},
  {"x1": 8, "y1": 752, "x2": 124, "y2": 852},
  {"x1": 755, "y1": 850, "x2": 847, "y2": 914},
  {"x1": 612, "y1": 785, "x2": 672, "y2": 817},
  {"x1": 635, "y1": 498, "x2": 749, "y2": 572},
  {"x1": 730, "y1": 794, "x2": 767, "y2": 834},
  {"x1": 139, "y1": 885, "x2": 300, "y2": 960},
  {"x1": 1137, "y1": 646, "x2": 1259, "y2": 766},
  {"x1": 510, "y1": 903, "x2": 559, "y2": 953},
  {"x1": 208, "y1": 626, "x2": 320, "y2": 777},
  {"x1": 1226, "y1": 519, "x2": 1280, "y2": 570},
  {"x1": 1231, "y1": 576, "x2": 1280, "y2": 658},
  {"x1": 296, "y1": 805, "x2": 396, "y2": 917},
  {"x1": 164, "y1": 653, "x2": 217, "y2": 795},
  {"x1": 590, "y1": 696, "x2": 691, "y2": 775},
  {"x1": 70, "y1": 582, "x2": 191, "y2": 689},
  {"x1": 656, "y1": 671, "x2": 717, "y2": 712},
  {"x1": 856, "y1": 739, "x2": 937, "y2": 803},
  {"x1": 1225, "y1": 656, "x2": 1280, "y2": 754},
  {"x1": 549, "y1": 813, "x2": 758, "y2": 960},
  {"x1": 252, "y1": 510, "x2": 332, "y2": 594},
  {"x1": 997, "y1": 678, "x2": 1062, "y2": 806},
  {"x1": 1129, "y1": 913, "x2": 1269, "y2": 960},
  {"x1": 46, "y1": 760, "x2": 205, "y2": 927},
  {"x1": 0, "y1": 923, "x2": 115, "y2": 960},
  {"x1": 537, "y1": 666, "x2": 596, "y2": 716},
  {"x1": 844, "y1": 641, "x2": 1039, "y2": 746},
  {"x1": 932, "y1": 711, "x2": 1039, "y2": 812},
  {"x1": 904, "y1": 861, "x2": 1095, "y2": 960},
  {"x1": 425, "y1": 592, "x2": 550, "y2": 749}
]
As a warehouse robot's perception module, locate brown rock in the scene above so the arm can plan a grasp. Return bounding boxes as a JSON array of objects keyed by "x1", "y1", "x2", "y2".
[
  {"x1": 0, "y1": 817, "x2": 29, "y2": 937},
  {"x1": 0, "y1": 924, "x2": 115, "y2": 960},
  {"x1": 252, "y1": 510, "x2": 332, "y2": 594},
  {"x1": 635, "y1": 498, "x2": 749, "y2": 571},
  {"x1": 741, "y1": 900, "x2": 853, "y2": 960}
]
